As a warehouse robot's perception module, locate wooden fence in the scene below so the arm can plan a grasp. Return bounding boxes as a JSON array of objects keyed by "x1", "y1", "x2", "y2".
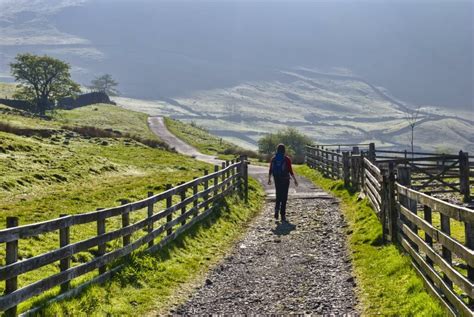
[
  {"x1": 0, "y1": 157, "x2": 249, "y2": 316},
  {"x1": 376, "y1": 149, "x2": 471, "y2": 200},
  {"x1": 305, "y1": 145, "x2": 474, "y2": 316},
  {"x1": 306, "y1": 144, "x2": 472, "y2": 202}
]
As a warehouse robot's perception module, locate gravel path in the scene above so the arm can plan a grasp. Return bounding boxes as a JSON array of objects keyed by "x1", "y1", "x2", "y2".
[
  {"x1": 148, "y1": 117, "x2": 359, "y2": 314},
  {"x1": 174, "y1": 196, "x2": 358, "y2": 315}
]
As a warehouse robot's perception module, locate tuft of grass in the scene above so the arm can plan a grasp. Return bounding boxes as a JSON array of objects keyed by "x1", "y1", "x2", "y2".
[
  {"x1": 39, "y1": 178, "x2": 264, "y2": 315},
  {"x1": 294, "y1": 165, "x2": 447, "y2": 316}
]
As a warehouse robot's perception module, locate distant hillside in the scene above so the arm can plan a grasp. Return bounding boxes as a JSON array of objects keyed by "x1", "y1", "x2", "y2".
[{"x1": 114, "y1": 69, "x2": 474, "y2": 153}]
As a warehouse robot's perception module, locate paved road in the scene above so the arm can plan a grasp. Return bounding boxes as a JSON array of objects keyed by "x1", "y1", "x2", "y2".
[{"x1": 147, "y1": 116, "x2": 358, "y2": 314}]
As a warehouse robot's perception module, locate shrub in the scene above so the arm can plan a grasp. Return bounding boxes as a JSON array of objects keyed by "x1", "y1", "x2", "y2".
[{"x1": 258, "y1": 127, "x2": 313, "y2": 163}]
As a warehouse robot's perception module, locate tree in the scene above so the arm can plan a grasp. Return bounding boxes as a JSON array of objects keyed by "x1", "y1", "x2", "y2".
[
  {"x1": 10, "y1": 53, "x2": 80, "y2": 116},
  {"x1": 89, "y1": 74, "x2": 119, "y2": 96},
  {"x1": 258, "y1": 127, "x2": 314, "y2": 163},
  {"x1": 405, "y1": 107, "x2": 421, "y2": 158}
]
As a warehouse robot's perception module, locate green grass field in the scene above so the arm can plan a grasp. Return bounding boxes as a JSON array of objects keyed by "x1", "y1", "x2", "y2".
[
  {"x1": 295, "y1": 165, "x2": 447, "y2": 316},
  {"x1": 0, "y1": 102, "x2": 265, "y2": 314}
]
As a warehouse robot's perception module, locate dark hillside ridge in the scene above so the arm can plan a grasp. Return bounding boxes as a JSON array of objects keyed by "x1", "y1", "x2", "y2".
[
  {"x1": 0, "y1": 92, "x2": 116, "y2": 113},
  {"x1": 58, "y1": 92, "x2": 116, "y2": 109}
]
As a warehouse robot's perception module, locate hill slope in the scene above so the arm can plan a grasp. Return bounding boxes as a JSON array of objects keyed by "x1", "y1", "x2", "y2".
[{"x1": 114, "y1": 69, "x2": 473, "y2": 153}]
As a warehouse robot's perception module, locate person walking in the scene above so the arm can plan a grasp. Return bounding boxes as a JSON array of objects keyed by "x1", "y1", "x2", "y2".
[{"x1": 268, "y1": 144, "x2": 298, "y2": 222}]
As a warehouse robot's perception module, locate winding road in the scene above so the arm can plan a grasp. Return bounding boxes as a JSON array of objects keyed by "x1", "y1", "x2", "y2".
[{"x1": 148, "y1": 116, "x2": 358, "y2": 314}]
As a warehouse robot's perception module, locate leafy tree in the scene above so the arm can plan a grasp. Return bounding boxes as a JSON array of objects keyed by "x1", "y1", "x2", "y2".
[
  {"x1": 10, "y1": 53, "x2": 80, "y2": 116},
  {"x1": 89, "y1": 74, "x2": 119, "y2": 96},
  {"x1": 258, "y1": 127, "x2": 313, "y2": 163}
]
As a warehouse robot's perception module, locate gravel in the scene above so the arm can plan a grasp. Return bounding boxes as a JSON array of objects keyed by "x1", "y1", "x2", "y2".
[{"x1": 174, "y1": 195, "x2": 358, "y2": 315}]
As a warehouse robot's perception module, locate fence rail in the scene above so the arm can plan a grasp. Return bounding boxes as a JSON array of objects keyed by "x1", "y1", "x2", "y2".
[
  {"x1": 305, "y1": 144, "x2": 474, "y2": 316},
  {"x1": 1, "y1": 157, "x2": 249, "y2": 316}
]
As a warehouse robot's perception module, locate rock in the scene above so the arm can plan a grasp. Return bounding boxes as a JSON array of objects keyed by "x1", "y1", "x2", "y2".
[{"x1": 205, "y1": 278, "x2": 213, "y2": 286}]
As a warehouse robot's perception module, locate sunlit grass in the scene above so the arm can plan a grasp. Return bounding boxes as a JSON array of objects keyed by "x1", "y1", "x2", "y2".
[{"x1": 37, "y1": 178, "x2": 264, "y2": 315}]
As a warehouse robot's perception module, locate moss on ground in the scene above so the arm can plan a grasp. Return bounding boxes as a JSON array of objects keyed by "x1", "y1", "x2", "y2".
[{"x1": 294, "y1": 165, "x2": 447, "y2": 316}]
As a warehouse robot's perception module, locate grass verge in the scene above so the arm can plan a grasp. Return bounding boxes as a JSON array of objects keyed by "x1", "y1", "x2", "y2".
[
  {"x1": 294, "y1": 165, "x2": 446, "y2": 316},
  {"x1": 40, "y1": 178, "x2": 264, "y2": 315}
]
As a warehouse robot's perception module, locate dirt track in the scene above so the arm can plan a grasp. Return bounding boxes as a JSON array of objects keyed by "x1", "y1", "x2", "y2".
[{"x1": 148, "y1": 117, "x2": 358, "y2": 314}]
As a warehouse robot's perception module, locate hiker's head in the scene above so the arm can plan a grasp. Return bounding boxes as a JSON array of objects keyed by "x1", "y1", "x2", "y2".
[{"x1": 276, "y1": 143, "x2": 285, "y2": 154}]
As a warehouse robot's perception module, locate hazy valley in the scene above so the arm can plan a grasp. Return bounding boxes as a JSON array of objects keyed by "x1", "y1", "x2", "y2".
[{"x1": 114, "y1": 68, "x2": 474, "y2": 153}]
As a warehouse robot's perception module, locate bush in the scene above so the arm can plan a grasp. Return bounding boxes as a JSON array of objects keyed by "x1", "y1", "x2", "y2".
[
  {"x1": 221, "y1": 147, "x2": 263, "y2": 160},
  {"x1": 258, "y1": 127, "x2": 313, "y2": 163}
]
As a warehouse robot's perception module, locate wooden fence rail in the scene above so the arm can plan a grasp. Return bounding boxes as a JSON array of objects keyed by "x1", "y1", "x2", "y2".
[
  {"x1": 305, "y1": 144, "x2": 474, "y2": 316},
  {"x1": 0, "y1": 157, "x2": 249, "y2": 316}
]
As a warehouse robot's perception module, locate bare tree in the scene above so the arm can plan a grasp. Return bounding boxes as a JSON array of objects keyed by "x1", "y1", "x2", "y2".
[{"x1": 405, "y1": 106, "x2": 421, "y2": 159}]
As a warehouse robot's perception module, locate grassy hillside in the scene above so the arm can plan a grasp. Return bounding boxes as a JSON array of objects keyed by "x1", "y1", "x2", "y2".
[
  {"x1": 295, "y1": 165, "x2": 446, "y2": 316},
  {"x1": 0, "y1": 103, "x2": 265, "y2": 314},
  {"x1": 164, "y1": 117, "x2": 260, "y2": 160}
]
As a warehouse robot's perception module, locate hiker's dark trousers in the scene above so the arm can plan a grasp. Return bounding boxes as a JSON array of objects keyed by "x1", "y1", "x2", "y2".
[{"x1": 274, "y1": 177, "x2": 290, "y2": 218}]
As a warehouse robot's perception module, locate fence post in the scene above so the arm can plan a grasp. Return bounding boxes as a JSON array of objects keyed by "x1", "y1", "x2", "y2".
[
  {"x1": 380, "y1": 173, "x2": 388, "y2": 244},
  {"x1": 59, "y1": 214, "x2": 70, "y2": 292},
  {"x1": 225, "y1": 160, "x2": 230, "y2": 191},
  {"x1": 166, "y1": 184, "x2": 173, "y2": 236},
  {"x1": 96, "y1": 208, "x2": 106, "y2": 275},
  {"x1": 465, "y1": 222, "x2": 474, "y2": 305},
  {"x1": 147, "y1": 191, "x2": 154, "y2": 248},
  {"x1": 193, "y1": 177, "x2": 199, "y2": 216},
  {"x1": 360, "y1": 152, "x2": 366, "y2": 190},
  {"x1": 5, "y1": 217, "x2": 18, "y2": 317},
  {"x1": 397, "y1": 166, "x2": 418, "y2": 250},
  {"x1": 325, "y1": 148, "x2": 330, "y2": 177},
  {"x1": 351, "y1": 147, "x2": 360, "y2": 189},
  {"x1": 315, "y1": 145, "x2": 320, "y2": 171},
  {"x1": 203, "y1": 170, "x2": 209, "y2": 210},
  {"x1": 179, "y1": 182, "x2": 186, "y2": 226},
  {"x1": 440, "y1": 213, "x2": 453, "y2": 288},
  {"x1": 331, "y1": 151, "x2": 339, "y2": 179},
  {"x1": 343, "y1": 151, "x2": 350, "y2": 187},
  {"x1": 459, "y1": 151, "x2": 470, "y2": 202},
  {"x1": 336, "y1": 148, "x2": 341, "y2": 178},
  {"x1": 368, "y1": 142, "x2": 376, "y2": 162},
  {"x1": 423, "y1": 201, "x2": 434, "y2": 267},
  {"x1": 243, "y1": 155, "x2": 249, "y2": 203},
  {"x1": 214, "y1": 164, "x2": 220, "y2": 197},
  {"x1": 387, "y1": 163, "x2": 398, "y2": 243},
  {"x1": 230, "y1": 159, "x2": 235, "y2": 189},
  {"x1": 121, "y1": 200, "x2": 131, "y2": 246},
  {"x1": 221, "y1": 162, "x2": 226, "y2": 193}
]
